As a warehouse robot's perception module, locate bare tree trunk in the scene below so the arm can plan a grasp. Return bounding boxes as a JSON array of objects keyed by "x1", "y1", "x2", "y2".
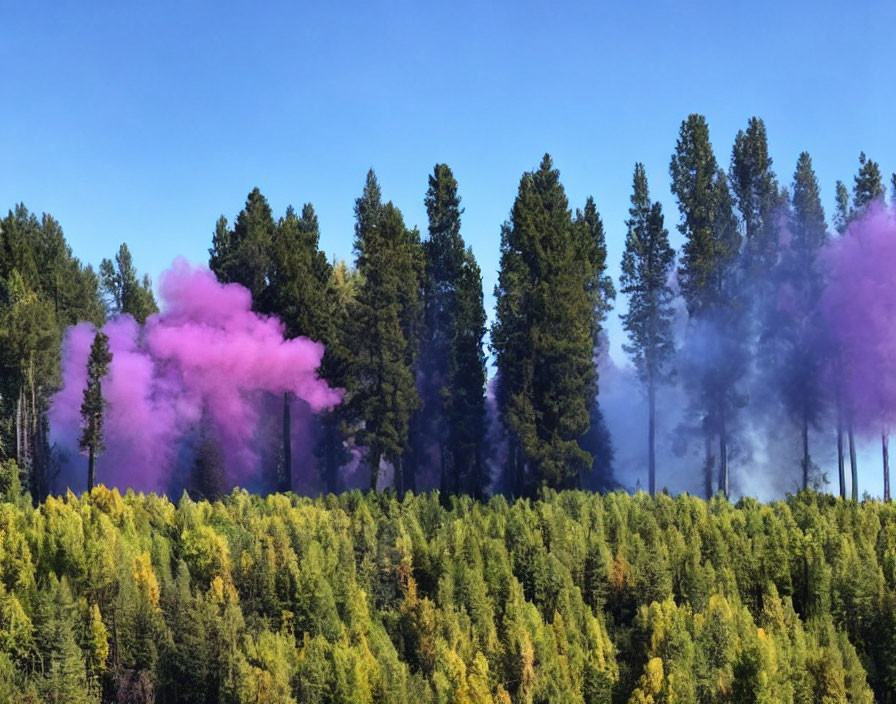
[
  {"x1": 802, "y1": 415, "x2": 810, "y2": 491},
  {"x1": 718, "y1": 417, "x2": 729, "y2": 499},
  {"x1": 281, "y1": 392, "x2": 291, "y2": 493},
  {"x1": 15, "y1": 389, "x2": 22, "y2": 467},
  {"x1": 883, "y1": 431, "x2": 890, "y2": 502},
  {"x1": 87, "y1": 445, "x2": 96, "y2": 492},
  {"x1": 395, "y1": 456, "x2": 404, "y2": 497},
  {"x1": 704, "y1": 434, "x2": 714, "y2": 499},
  {"x1": 369, "y1": 448, "x2": 380, "y2": 492},
  {"x1": 648, "y1": 381, "x2": 656, "y2": 496},
  {"x1": 849, "y1": 423, "x2": 858, "y2": 501},
  {"x1": 837, "y1": 415, "x2": 846, "y2": 499}
]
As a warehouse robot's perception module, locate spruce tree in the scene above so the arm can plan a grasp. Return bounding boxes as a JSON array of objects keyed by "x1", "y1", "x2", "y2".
[
  {"x1": 348, "y1": 194, "x2": 422, "y2": 491},
  {"x1": 208, "y1": 188, "x2": 275, "y2": 306},
  {"x1": 670, "y1": 114, "x2": 743, "y2": 498},
  {"x1": 79, "y1": 331, "x2": 112, "y2": 492},
  {"x1": 492, "y1": 155, "x2": 597, "y2": 493},
  {"x1": 414, "y1": 164, "x2": 486, "y2": 497},
  {"x1": 99, "y1": 243, "x2": 158, "y2": 324},
  {"x1": 619, "y1": 163, "x2": 675, "y2": 496},
  {"x1": 834, "y1": 181, "x2": 851, "y2": 234},
  {"x1": 852, "y1": 152, "x2": 885, "y2": 211},
  {"x1": 780, "y1": 152, "x2": 828, "y2": 491}
]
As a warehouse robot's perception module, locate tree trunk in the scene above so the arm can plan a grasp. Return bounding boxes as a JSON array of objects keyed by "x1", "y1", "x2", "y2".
[
  {"x1": 837, "y1": 415, "x2": 846, "y2": 499},
  {"x1": 801, "y1": 415, "x2": 810, "y2": 491},
  {"x1": 703, "y1": 434, "x2": 714, "y2": 499},
  {"x1": 848, "y1": 423, "x2": 858, "y2": 501},
  {"x1": 87, "y1": 445, "x2": 96, "y2": 492},
  {"x1": 718, "y1": 413, "x2": 729, "y2": 499},
  {"x1": 395, "y1": 456, "x2": 404, "y2": 497},
  {"x1": 281, "y1": 392, "x2": 292, "y2": 493},
  {"x1": 883, "y1": 431, "x2": 890, "y2": 503},
  {"x1": 648, "y1": 381, "x2": 656, "y2": 496},
  {"x1": 369, "y1": 448, "x2": 380, "y2": 492}
]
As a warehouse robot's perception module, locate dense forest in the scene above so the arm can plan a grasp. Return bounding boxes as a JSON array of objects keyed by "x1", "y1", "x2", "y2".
[
  {"x1": 0, "y1": 473, "x2": 892, "y2": 703},
  {"x1": 3, "y1": 114, "x2": 896, "y2": 504}
]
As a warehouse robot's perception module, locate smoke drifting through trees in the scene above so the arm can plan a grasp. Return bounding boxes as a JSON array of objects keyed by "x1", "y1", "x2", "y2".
[
  {"x1": 5, "y1": 114, "x2": 896, "y2": 501},
  {"x1": 49, "y1": 260, "x2": 341, "y2": 494}
]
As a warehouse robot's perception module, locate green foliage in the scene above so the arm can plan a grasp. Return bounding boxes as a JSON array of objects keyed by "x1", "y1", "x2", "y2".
[
  {"x1": 99, "y1": 243, "x2": 158, "y2": 324},
  {"x1": 79, "y1": 332, "x2": 112, "y2": 492},
  {"x1": 0, "y1": 489, "x2": 889, "y2": 702}
]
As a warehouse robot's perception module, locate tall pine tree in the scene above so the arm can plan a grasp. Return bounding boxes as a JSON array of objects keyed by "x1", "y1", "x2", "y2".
[
  {"x1": 99, "y1": 243, "x2": 158, "y2": 324},
  {"x1": 79, "y1": 331, "x2": 112, "y2": 492},
  {"x1": 670, "y1": 114, "x2": 743, "y2": 498},
  {"x1": 619, "y1": 163, "x2": 675, "y2": 496}
]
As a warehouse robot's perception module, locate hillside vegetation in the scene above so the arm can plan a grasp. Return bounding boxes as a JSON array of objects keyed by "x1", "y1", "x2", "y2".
[{"x1": 0, "y1": 464, "x2": 893, "y2": 703}]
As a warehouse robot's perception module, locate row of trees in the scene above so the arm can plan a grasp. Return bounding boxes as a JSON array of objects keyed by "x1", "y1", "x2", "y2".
[
  {"x1": 2, "y1": 114, "x2": 894, "y2": 501},
  {"x1": 0, "y1": 475, "x2": 890, "y2": 702}
]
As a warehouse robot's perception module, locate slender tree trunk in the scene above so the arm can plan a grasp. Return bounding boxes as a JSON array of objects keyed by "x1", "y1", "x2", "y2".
[
  {"x1": 15, "y1": 389, "x2": 22, "y2": 467},
  {"x1": 87, "y1": 445, "x2": 96, "y2": 492},
  {"x1": 648, "y1": 381, "x2": 656, "y2": 496},
  {"x1": 849, "y1": 423, "x2": 858, "y2": 501},
  {"x1": 719, "y1": 420, "x2": 729, "y2": 499},
  {"x1": 395, "y1": 456, "x2": 404, "y2": 497},
  {"x1": 704, "y1": 434, "x2": 714, "y2": 499},
  {"x1": 369, "y1": 449, "x2": 380, "y2": 491},
  {"x1": 281, "y1": 392, "x2": 291, "y2": 493},
  {"x1": 802, "y1": 414, "x2": 810, "y2": 491},
  {"x1": 883, "y1": 431, "x2": 890, "y2": 502},
  {"x1": 837, "y1": 413, "x2": 846, "y2": 499}
]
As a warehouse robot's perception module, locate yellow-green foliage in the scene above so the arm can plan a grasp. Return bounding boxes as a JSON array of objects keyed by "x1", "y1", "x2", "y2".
[{"x1": 0, "y1": 487, "x2": 891, "y2": 703}]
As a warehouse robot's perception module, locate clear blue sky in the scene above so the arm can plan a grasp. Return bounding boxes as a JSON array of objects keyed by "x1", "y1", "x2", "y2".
[{"x1": 2, "y1": 0, "x2": 895, "y2": 364}]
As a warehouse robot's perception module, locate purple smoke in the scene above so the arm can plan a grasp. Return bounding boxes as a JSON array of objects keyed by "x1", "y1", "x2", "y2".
[{"x1": 49, "y1": 259, "x2": 342, "y2": 494}]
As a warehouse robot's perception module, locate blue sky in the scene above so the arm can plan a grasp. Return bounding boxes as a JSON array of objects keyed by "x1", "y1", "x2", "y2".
[{"x1": 2, "y1": 0, "x2": 895, "y2": 363}]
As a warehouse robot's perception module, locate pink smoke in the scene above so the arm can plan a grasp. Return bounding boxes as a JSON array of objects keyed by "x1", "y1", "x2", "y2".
[
  {"x1": 820, "y1": 204, "x2": 896, "y2": 435},
  {"x1": 49, "y1": 259, "x2": 342, "y2": 493}
]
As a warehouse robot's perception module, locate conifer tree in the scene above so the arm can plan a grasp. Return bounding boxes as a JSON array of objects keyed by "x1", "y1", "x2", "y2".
[
  {"x1": 780, "y1": 152, "x2": 828, "y2": 491},
  {"x1": 619, "y1": 163, "x2": 675, "y2": 496},
  {"x1": 208, "y1": 188, "x2": 275, "y2": 306},
  {"x1": 99, "y1": 243, "x2": 158, "y2": 324},
  {"x1": 79, "y1": 331, "x2": 112, "y2": 492},
  {"x1": 852, "y1": 152, "x2": 885, "y2": 210},
  {"x1": 415, "y1": 164, "x2": 486, "y2": 497},
  {"x1": 492, "y1": 155, "x2": 598, "y2": 493},
  {"x1": 348, "y1": 191, "x2": 422, "y2": 491},
  {"x1": 670, "y1": 114, "x2": 742, "y2": 498}
]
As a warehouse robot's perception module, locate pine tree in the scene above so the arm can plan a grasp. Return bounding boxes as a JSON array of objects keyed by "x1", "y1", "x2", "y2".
[
  {"x1": 99, "y1": 243, "x2": 158, "y2": 324},
  {"x1": 208, "y1": 188, "x2": 275, "y2": 306},
  {"x1": 79, "y1": 331, "x2": 112, "y2": 492},
  {"x1": 492, "y1": 155, "x2": 597, "y2": 492},
  {"x1": 853, "y1": 152, "x2": 885, "y2": 211},
  {"x1": 781, "y1": 153, "x2": 828, "y2": 491},
  {"x1": 348, "y1": 194, "x2": 422, "y2": 491},
  {"x1": 265, "y1": 203, "x2": 334, "y2": 492},
  {"x1": 619, "y1": 163, "x2": 676, "y2": 496},
  {"x1": 729, "y1": 117, "x2": 782, "y2": 272},
  {"x1": 670, "y1": 114, "x2": 743, "y2": 498}
]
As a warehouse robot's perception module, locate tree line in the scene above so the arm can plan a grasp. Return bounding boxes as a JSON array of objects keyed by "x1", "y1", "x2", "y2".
[{"x1": 1, "y1": 114, "x2": 895, "y2": 501}]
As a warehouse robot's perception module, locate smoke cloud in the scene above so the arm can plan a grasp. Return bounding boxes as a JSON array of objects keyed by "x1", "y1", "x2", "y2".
[{"x1": 49, "y1": 259, "x2": 342, "y2": 494}]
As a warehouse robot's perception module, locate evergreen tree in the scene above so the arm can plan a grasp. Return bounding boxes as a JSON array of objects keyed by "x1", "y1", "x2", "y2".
[
  {"x1": 619, "y1": 163, "x2": 676, "y2": 496},
  {"x1": 99, "y1": 243, "x2": 158, "y2": 324},
  {"x1": 729, "y1": 117, "x2": 782, "y2": 272},
  {"x1": 491, "y1": 155, "x2": 598, "y2": 493},
  {"x1": 574, "y1": 197, "x2": 617, "y2": 488},
  {"x1": 265, "y1": 203, "x2": 334, "y2": 492},
  {"x1": 670, "y1": 114, "x2": 743, "y2": 498},
  {"x1": 853, "y1": 152, "x2": 885, "y2": 211},
  {"x1": 79, "y1": 331, "x2": 112, "y2": 492},
  {"x1": 779, "y1": 153, "x2": 828, "y2": 491},
  {"x1": 413, "y1": 164, "x2": 486, "y2": 497},
  {"x1": 834, "y1": 181, "x2": 851, "y2": 234},
  {"x1": 208, "y1": 188, "x2": 275, "y2": 306},
  {"x1": 347, "y1": 193, "x2": 423, "y2": 491}
]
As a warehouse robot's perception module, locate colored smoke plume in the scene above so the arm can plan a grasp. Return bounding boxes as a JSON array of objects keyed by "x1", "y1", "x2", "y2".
[{"x1": 49, "y1": 259, "x2": 342, "y2": 494}]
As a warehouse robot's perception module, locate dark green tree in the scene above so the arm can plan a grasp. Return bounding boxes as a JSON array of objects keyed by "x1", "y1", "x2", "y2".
[
  {"x1": 491, "y1": 155, "x2": 598, "y2": 493},
  {"x1": 79, "y1": 331, "x2": 112, "y2": 492},
  {"x1": 347, "y1": 191, "x2": 423, "y2": 491},
  {"x1": 670, "y1": 114, "x2": 742, "y2": 498},
  {"x1": 853, "y1": 152, "x2": 885, "y2": 211},
  {"x1": 99, "y1": 243, "x2": 158, "y2": 324},
  {"x1": 209, "y1": 188, "x2": 275, "y2": 305},
  {"x1": 619, "y1": 163, "x2": 676, "y2": 496},
  {"x1": 834, "y1": 181, "x2": 850, "y2": 234},
  {"x1": 413, "y1": 164, "x2": 486, "y2": 497}
]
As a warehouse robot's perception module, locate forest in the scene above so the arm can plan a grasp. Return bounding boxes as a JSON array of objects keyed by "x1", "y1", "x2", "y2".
[
  {"x1": 0, "y1": 475, "x2": 892, "y2": 703},
  {"x1": 2, "y1": 114, "x2": 895, "y2": 504},
  {"x1": 1, "y1": 112, "x2": 896, "y2": 700}
]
